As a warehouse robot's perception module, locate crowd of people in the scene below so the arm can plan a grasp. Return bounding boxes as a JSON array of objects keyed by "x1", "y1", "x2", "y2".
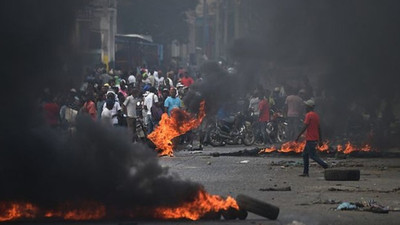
[
  {"x1": 41, "y1": 63, "x2": 397, "y2": 150},
  {"x1": 40, "y1": 63, "x2": 322, "y2": 149},
  {"x1": 247, "y1": 86, "x2": 309, "y2": 145},
  {"x1": 40, "y1": 65, "x2": 197, "y2": 144}
]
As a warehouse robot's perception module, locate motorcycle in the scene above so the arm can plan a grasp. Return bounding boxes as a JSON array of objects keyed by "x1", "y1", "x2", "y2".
[
  {"x1": 265, "y1": 109, "x2": 288, "y2": 143},
  {"x1": 207, "y1": 112, "x2": 255, "y2": 146}
]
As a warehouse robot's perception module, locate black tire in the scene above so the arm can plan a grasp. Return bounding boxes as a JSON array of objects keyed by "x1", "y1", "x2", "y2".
[
  {"x1": 237, "y1": 209, "x2": 248, "y2": 220},
  {"x1": 324, "y1": 169, "x2": 360, "y2": 181},
  {"x1": 243, "y1": 130, "x2": 255, "y2": 146},
  {"x1": 200, "y1": 210, "x2": 221, "y2": 220},
  {"x1": 209, "y1": 128, "x2": 223, "y2": 147},
  {"x1": 236, "y1": 194, "x2": 279, "y2": 220},
  {"x1": 221, "y1": 207, "x2": 238, "y2": 220},
  {"x1": 276, "y1": 123, "x2": 288, "y2": 143}
]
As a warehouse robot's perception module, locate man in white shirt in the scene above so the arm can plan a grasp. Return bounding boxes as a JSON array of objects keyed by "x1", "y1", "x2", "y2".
[
  {"x1": 128, "y1": 73, "x2": 136, "y2": 87},
  {"x1": 123, "y1": 89, "x2": 139, "y2": 142},
  {"x1": 102, "y1": 92, "x2": 122, "y2": 126},
  {"x1": 143, "y1": 87, "x2": 159, "y2": 134},
  {"x1": 164, "y1": 71, "x2": 174, "y2": 88},
  {"x1": 154, "y1": 70, "x2": 164, "y2": 89},
  {"x1": 285, "y1": 89, "x2": 305, "y2": 140},
  {"x1": 148, "y1": 71, "x2": 155, "y2": 87}
]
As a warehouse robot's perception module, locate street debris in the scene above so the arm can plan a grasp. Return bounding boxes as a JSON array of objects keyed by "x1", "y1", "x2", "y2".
[
  {"x1": 336, "y1": 199, "x2": 390, "y2": 214},
  {"x1": 328, "y1": 186, "x2": 400, "y2": 193},
  {"x1": 271, "y1": 160, "x2": 303, "y2": 167},
  {"x1": 259, "y1": 186, "x2": 291, "y2": 191},
  {"x1": 240, "y1": 160, "x2": 249, "y2": 164},
  {"x1": 286, "y1": 221, "x2": 306, "y2": 225},
  {"x1": 297, "y1": 199, "x2": 341, "y2": 206},
  {"x1": 189, "y1": 150, "x2": 203, "y2": 154},
  {"x1": 337, "y1": 202, "x2": 358, "y2": 210}
]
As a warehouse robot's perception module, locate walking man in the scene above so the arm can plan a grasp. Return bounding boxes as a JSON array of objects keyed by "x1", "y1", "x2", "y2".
[
  {"x1": 296, "y1": 99, "x2": 328, "y2": 177},
  {"x1": 285, "y1": 89, "x2": 305, "y2": 140},
  {"x1": 258, "y1": 90, "x2": 272, "y2": 144},
  {"x1": 123, "y1": 89, "x2": 139, "y2": 142}
]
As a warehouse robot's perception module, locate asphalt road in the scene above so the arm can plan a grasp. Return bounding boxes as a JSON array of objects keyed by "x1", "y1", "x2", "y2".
[
  {"x1": 16, "y1": 144, "x2": 400, "y2": 225},
  {"x1": 153, "y1": 144, "x2": 400, "y2": 225}
]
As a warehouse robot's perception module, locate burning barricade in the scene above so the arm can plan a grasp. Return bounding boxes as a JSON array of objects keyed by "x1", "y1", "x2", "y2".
[
  {"x1": 0, "y1": 189, "x2": 238, "y2": 221},
  {"x1": 147, "y1": 101, "x2": 206, "y2": 157},
  {"x1": 259, "y1": 140, "x2": 373, "y2": 156},
  {"x1": 0, "y1": 191, "x2": 280, "y2": 222}
]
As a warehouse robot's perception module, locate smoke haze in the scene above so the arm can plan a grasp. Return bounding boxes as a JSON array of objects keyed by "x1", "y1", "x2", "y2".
[
  {"x1": 185, "y1": 0, "x2": 400, "y2": 146},
  {"x1": 0, "y1": 0, "x2": 200, "y2": 210}
]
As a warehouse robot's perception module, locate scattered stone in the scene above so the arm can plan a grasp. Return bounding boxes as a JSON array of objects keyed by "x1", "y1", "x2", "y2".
[{"x1": 259, "y1": 186, "x2": 291, "y2": 191}]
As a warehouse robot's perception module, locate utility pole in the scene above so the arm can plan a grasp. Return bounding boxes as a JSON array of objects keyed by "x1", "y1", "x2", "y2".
[
  {"x1": 223, "y1": 0, "x2": 228, "y2": 51},
  {"x1": 215, "y1": 0, "x2": 220, "y2": 60},
  {"x1": 99, "y1": 0, "x2": 117, "y2": 71},
  {"x1": 234, "y1": 0, "x2": 240, "y2": 38},
  {"x1": 203, "y1": 0, "x2": 209, "y2": 58}
]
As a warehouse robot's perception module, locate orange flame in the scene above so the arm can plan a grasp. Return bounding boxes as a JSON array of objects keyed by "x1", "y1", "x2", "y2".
[
  {"x1": 259, "y1": 140, "x2": 330, "y2": 154},
  {"x1": 0, "y1": 190, "x2": 237, "y2": 221},
  {"x1": 0, "y1": 202, "x2": 38, "y2": 222},
  {"x1": 336, "y1": 141, "x2": 372, "y2": 154},
  {"x1": 258, "y1": 146, "x2": 276, "y2": 154},
  {"x1": 317, "y1": 141, "x2": 330, "y2": 152},
  {"x1": 44, "y1": 201, "x2": 106, "y2": 220},
  {"x1": 279, "y1": 141, "x2": 306, "y2": 153},
  {"x1": 153, "y1": 189, "x2": 238, "y2": 220},
  {"x1": 0, "y1": 201, "x2": 106, "y2": 222},
  {"x1": 148, "y1": 101, "x2": 206, "y2": 156}
]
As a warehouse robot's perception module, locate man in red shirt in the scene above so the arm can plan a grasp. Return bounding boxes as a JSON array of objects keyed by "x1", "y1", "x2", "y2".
[
  {"x1": 180, "y1": 72, "x2": 194, "y2": 87},
  {"x1": 296, "y1": 99, "x2": 328, "y2": 177},
  {"x1": 258, "y1": 91, "x2": 272, "y2": 144}
]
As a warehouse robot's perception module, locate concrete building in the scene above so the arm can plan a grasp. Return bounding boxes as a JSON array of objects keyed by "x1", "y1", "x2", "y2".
[
  {"x1": 181, "y1": 0, "x2": 247, "y2": 67},
  {"x1": 73, "y1": 0, "x2": 117, "y2": 70}
]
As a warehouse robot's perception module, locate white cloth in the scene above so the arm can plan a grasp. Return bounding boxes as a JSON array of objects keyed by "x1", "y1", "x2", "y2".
[
  {"x1": 101, "y1": 108, "x2": 113, "y2": 126},
  {"x1": 148, "y1": 74, "x2": 155, "y2": 87},
  {"x1": 164, "y1": 77, "x2": 174, "y2": 87},
  {"x1": 249, "y1": 97, "x2": 260, "y2": 116},
  {"x1": 144, "y1": 92, "x2": 159, "y2": 115},
  {"x1": 64, "y1": 107, "x2": 78, "y2": 124},
  {"x1": 128, "y1": 75, "x2": 136, "y2": 84},
  {"x1": 153, "y1": 71, "x2": 159, "y2": 79},
  {"x1": 123, "y1": 95, "x2": 139, "y2": 118},
  {"x1": 156, "y1": 76, "x2": 164, "y2": 88},
  {"x1": 106, "y1": 91, "x2": 119, "y2": 102},
  {"x1": 102, "y1": 102, "x2": 121, "y2": 125}
]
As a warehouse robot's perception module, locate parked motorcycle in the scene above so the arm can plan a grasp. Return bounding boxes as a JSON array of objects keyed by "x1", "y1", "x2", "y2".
[
  {"x1": 265, "y1": 109, "x2": 288, "y2": 143},
  {"x1": 207, "y1": 112, "x2": 255, "y2": 146}
]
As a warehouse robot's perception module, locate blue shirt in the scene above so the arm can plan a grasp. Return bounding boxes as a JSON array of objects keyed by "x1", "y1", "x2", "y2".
[{"x1": 164, "y1": 96, "x2": 181, "y2": 115}]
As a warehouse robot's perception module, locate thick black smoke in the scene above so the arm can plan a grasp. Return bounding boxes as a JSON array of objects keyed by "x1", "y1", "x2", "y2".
[
  {"x1": 183, "y1": 38, "x2": 267, "y2": 115},
  {"x1": 185, "y1": 0, "x2": 400, "y2": 147},
  {"x1": 0, "y1": 0, "x2": 200, "y2": 211},
  {"x1": 0, "y1": 118, "x2": 200, "y2": 209}
]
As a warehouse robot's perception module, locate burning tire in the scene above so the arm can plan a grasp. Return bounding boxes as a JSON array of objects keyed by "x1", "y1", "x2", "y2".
[
  {"x1": 324, "y1": 169, "x2": 360, "y2": 181},
  {"x1": 236, "y1": 194, "x2": 279, "y2": 220},
  {"x1": 221, "y1": 207, "x2": 238, "y2": 220}
]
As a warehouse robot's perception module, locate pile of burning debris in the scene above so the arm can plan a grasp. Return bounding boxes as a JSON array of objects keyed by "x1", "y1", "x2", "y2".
[
  {"x1": 211, "y1": 141, "x2": 384, "y2": 158},
  {"x1": 0, "y1": 194, "x2": 279, "y2": 222}
]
